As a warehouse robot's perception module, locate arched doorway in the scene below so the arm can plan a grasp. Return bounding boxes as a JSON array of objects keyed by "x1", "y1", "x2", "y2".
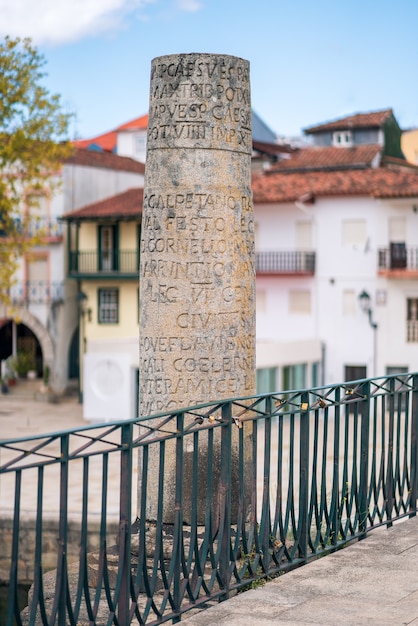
[
  {"x1": 0, "y1": 320, "x2": 43, "y2": 377},
  {"x1": 0, "y1": 319, "x2": 13, "y2": 361}
]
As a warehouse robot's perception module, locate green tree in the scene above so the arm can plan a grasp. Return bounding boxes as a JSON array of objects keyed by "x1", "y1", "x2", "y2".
[{"x1": 0, "y1": 36, "x2": 72, "y2": 306}]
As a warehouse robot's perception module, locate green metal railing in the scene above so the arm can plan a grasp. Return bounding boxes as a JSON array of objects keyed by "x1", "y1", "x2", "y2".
[{"x1": 0, "y1": 373, "x2": 417, "y2": 624}]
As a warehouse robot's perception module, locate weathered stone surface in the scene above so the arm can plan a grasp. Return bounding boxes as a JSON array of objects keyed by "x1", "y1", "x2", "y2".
[{"x1": 139, "y1": 53, "x2": 256, "y2": 417}]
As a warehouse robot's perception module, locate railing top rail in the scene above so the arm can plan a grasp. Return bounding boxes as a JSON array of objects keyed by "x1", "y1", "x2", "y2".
[{"x1": 1, "y1": 372, "x2": 416, "y2": 448}]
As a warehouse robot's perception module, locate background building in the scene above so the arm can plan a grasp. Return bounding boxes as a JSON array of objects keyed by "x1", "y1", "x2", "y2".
[
  {"x1": 253, "y1": 109, "x2": 418, "y2": 391},
  {"x1": 4, "y1": 107, "x2": 418, "y2": 420}
]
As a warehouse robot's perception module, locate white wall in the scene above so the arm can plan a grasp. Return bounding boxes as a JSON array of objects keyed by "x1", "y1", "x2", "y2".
[
  {"x1": 254, "y1": 194, "x2": 418, "y2": 386},
  {"x1": 62, "y1": 164, "x2": 144, "y2": 212}
]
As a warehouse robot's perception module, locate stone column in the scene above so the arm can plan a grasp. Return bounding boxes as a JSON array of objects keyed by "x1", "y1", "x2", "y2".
[
  {"x1": 139, "y1": 53, "x2": 255, "y2": 415},
  {"x1": 138, "y1": 53, "x2": 255, "y2": 523}
]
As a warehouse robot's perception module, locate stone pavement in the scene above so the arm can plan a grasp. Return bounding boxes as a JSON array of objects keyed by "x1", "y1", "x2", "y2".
[
  {"x1": 0, "y1": 384, "x2": 85, "y2": 440},
  {"x1": 184, "y1": 517, "x2": 418, "y2": 626},
  {"x1": 2, "y1": 388, "x2": 418, "y2": 625}
]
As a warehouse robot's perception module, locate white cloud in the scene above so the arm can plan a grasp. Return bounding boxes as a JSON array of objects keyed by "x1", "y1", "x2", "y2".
[
  {"x1": 175, "y1": 0, "x2": 202, "y2": 11},
  {"x1": 0, "y1": 0, "x2": 156, "y2": 45}
]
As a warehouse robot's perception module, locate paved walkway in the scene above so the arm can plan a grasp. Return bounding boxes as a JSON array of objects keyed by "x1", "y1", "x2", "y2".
[
  {"x1": 2, "y1": 389, "x2": 418, "y2": 625},
  {"x1": 184, "y1": 516, "x2": 418, "y2": 625}
]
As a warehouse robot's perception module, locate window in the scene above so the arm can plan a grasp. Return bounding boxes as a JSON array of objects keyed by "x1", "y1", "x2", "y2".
[
  {"x1": 135, "y1": 133, "x2": 147, "y2": 158},
  {"x1": 256, "y1": 367, "x2": 277, "y2": 394},
  {"x1": 283, "y1": 364, "x2": 307, "y2": 390},
  {"x1": 98, "y1": 289, "x2": 119, "y2": 324},
  {"x1": 295, "y1": 220, "x2": 312, "y2": 249},
  {"x1": 407, "y1": 298, "x2": 418, "y2": 342},
  {"x1": 26, "y1": 255, "x2": 49, "y2": 303},
  {"x1": 99, "y1": 225, "x2": 118, "y2": 271},
  {"x1": 333, "y1": 130, "x2": 353, "y2": 147},
  {"x1": 342, "y1": 219, "x2": 367, "y2": 247},
  {"x1": 289, "y1": 290, "x2": 311, "y2": 314},
  {"x1": 26, "y1": 193, "x2": 49, "y2": 235},
  {"x1": 389, "y1": 217, "x2": 406, "y2": 241},
  {"x1": 311, "y1": 362, "x2": 319, "y2": 387},
  {"x1": 345, "y1": 365, "x2": 367, "y2": 382},
  {"x1": 256, "y1": 290, "x2": 267, "y2": 313},
  {"x1": 390, "y1": 242, "x2": 407, "y2": 269},
  {"x1": 342, "y1": 290, "x2": 356, "y2": 316},
  {"x1": 386, "y1": 367, "x2": 409, "y2": 410}
]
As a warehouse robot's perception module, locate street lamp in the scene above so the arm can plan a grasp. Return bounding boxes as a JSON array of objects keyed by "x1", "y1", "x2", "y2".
[
  {"x1": 358, "y1": 289, "x2": 378, "y2": 376},
  {"x1": 358, "y1": 290, "x2": 377, "y2": 329}
]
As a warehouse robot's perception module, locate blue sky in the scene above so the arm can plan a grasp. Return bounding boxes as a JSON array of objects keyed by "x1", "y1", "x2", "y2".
[{"x1": 1, "y1": 0, "x2": 417, "y2": 140}]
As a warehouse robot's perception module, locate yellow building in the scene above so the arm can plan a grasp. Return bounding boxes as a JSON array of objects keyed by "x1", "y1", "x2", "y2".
[
  {"x1": 401, "y1": 128, "x2": 418, "y2": 165},
  {"x1": 63, "y1": 188, "x2": 143, "y2": 419}
]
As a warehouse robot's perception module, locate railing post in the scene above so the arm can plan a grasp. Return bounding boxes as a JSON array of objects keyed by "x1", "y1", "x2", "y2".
[
  {"x1": 410, "y1": 374, "x2": 418, "y2": 516},
  {"x1": 219, "y1": 402, "x2": 233, "y2": 599},
  {"x1": 386, "y1": 377, "x2": 395, "y2": 524},
  {"x1": 298, "y1": 392, "x2": 310, "y2": 560},
  {"x1": 359, "y1": 381, "x2": 370, "y2": 536},
  {"x1": 56, "y1": 434, "x2": 69, "y2": 626},
  {"x1": 331, "y1": 386, "x2": 341, "y2": 545},
  {"x1": 172, "y1": 411, "x2": 185, "y2": 622},
  {"x1": 117, "y1": 422, "x2": 133, "y2": 625}
]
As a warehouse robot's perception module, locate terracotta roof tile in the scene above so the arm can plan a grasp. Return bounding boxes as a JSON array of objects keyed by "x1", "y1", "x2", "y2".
[
  {"x1": 73, "y1": 115, "x2": 149, "y2": 153},
  {"x1": 305, "y1": 109, "x2": 394, "y2": 134},
  {"x1": 63, "y1": 188, "x2": 143, "y2": 220},
  {"x1": 116, "y1": 114, "x2": 148, "y2": 132},
  {"x1": 73, "y1": 130, "x2": 117, "y2": 152},
  {"x1": 270, "y1": 145, "x2": 382, "y2": 171},
  {"x1": 65, "y1": 148, "x2": 145, "y2": 174},
  {"x1": 252, "y1": 140, "x2": 295, "y2": 156},
  {"x1": 252, "y1": 167, "x2": 418, "y2": 203}
]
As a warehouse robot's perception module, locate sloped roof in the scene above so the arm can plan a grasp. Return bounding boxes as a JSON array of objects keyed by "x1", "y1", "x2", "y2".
[
  {"x1": 304, "y1": 109, "x2": 394, "y2": 134},
  {"x1": 252, "y1": 167, "x2": 418, "y2": 204},
  {"x1": 65, "y1": 148, "x2": 145, "y2": 174},
  {"x1": 253, "y1": 140, "x2": 295, "y2": 157},
  {"x1": 269, "y1": 145, "x2": 382, "y2": 171},
  {"x1": 73, "y1": 130, "x2": 118, "y2": 151},
  {"x1": 63, "y1": 188, "x2": 143, "y2": 220},
  {"x1": 73, "y1": 115, "x2": 149, "y2": 152},
  {"x1": 73, "y1": 112, "x2": 277, "y2": 153},
  {"x1": 116, "y1": 114, "x2": 148, "y2": 132}
]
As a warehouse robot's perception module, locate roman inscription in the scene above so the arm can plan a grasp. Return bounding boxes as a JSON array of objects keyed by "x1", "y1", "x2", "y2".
[
  {"x1": 146, "y1": 54, "x2": 252, "y2": 155},
  {"x1": 139, "y1": 53, "x2": 255, "y2": 417}
]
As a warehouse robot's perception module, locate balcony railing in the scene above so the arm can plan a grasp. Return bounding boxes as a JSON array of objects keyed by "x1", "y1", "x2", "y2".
[
  {"x1": 69, "y1": 250, "x2": 139, "y2": 276},
  {"x1": 407, "y1": 320, "x2": 418, "y2": 342},
  {"x1": 378, "y1": 245, "x2": 418, "y2": 271},
  {"x1": 12, "y1": 217, "x2": 64, "y2": 238},
  {"x1": 256, "y1": 250, "x2": 315, "y2": 274},
  {"x1": 1, "y1": 373, "x2": 417, "y2": 624},
  {"x1": 8, "y1": 280, "x2": 64, "y2": 305}
]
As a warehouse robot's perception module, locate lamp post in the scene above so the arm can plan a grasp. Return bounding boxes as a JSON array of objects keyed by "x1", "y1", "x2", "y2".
[{"x1": 358, "y1": 290, "x2": 378, "y2": 377}]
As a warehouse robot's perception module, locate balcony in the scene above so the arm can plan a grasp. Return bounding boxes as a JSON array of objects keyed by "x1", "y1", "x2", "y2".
[
  {"x1": 0, "y1": 217, "x2": 63, "y2": 241},
  {"x1": 69, "y1": 249, "x2": 139, "y2": 278},
  {"x1": 407, "y1": 320, "x2": 418, "y2": 342},
  {"x1": 378, "y1": 244, "x2": 418, "y2": 278},
  {"x1": 9, "y1": 280, "x2": 64, "y2": 304},
  {"x1": 255, "y1": 250, "x2": 315, "y2": 275}
]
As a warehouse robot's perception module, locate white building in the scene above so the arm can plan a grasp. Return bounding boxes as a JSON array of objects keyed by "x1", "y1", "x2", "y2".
[
  {"x1": 253, "y1": 109, "x2": 418, "y2": 391},
  {"x1": 0, "y1": 149, "x2": 144, "y2": 394}
]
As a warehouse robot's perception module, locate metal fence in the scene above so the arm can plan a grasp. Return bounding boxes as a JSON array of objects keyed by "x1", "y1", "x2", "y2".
[
  {"x1": 1, "y1": 373, "x2": 417, "y2": 625},
  {"x1": 255, "y1": 250, "x2": 315, "y2": 274}
]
